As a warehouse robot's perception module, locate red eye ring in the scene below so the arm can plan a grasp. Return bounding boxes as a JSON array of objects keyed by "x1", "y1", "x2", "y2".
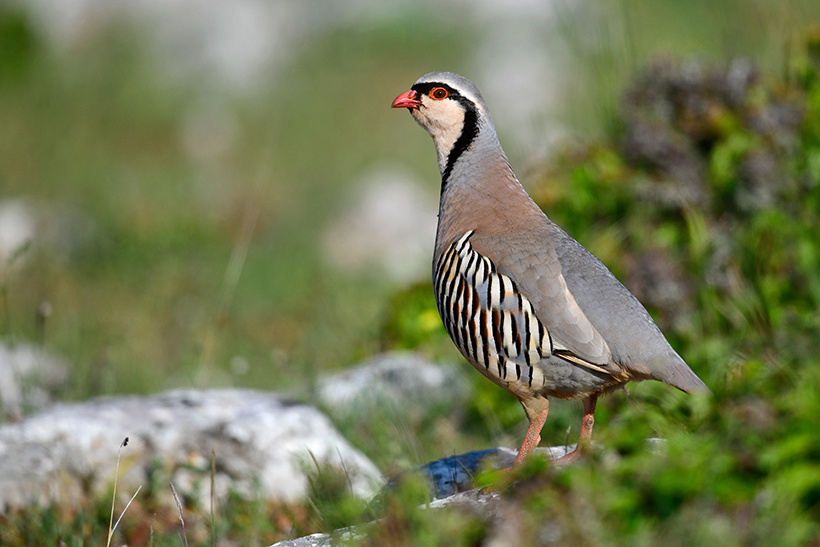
[{"x1": 430, "y1": 87, "x2": 448, "y2": 100}]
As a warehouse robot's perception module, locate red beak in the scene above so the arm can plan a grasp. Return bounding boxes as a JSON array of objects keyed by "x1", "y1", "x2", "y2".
[{"x1": 392, "y1": 90, "x2": 422, "y2": 109}]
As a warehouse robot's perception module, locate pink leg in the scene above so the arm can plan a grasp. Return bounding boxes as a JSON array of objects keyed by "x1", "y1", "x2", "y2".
[
  {"x1": 554, "y1": 394, "x2": 598, "y2": 465},
  {"x1": 512, "y1": 404, "x2": 549, "y2": 467}
]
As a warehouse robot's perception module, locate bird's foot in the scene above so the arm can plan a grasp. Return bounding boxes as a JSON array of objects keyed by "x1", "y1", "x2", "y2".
[{"x1": 551, "y1": 449, "x2": 582, "y2": 466}]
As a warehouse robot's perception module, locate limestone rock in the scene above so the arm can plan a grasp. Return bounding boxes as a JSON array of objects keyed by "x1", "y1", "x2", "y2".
[
  {"x1": 269, "y1": 532, "x2": 338, "y2": 547},
  {"x1": 0, "y1": 389, "x2": 382, "y2": 512},
  {"x1": 317, "y1": 351, "x2": 468, "y2": 420}
]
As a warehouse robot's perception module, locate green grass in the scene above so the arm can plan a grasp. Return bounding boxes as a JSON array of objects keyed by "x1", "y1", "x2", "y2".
[{"x1": 0, "y1": 11, "x2": 468, "y2": 399}]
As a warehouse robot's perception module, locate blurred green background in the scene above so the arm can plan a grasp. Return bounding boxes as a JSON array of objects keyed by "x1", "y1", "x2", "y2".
[
  {"x1": 1, "y1": 0, "x2": 816, "y2": 400},
  {"x1": 3, "y1": 0, "x2": 820, "y2": 544}
]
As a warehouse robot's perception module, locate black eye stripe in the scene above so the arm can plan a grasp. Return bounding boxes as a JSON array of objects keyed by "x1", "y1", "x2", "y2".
[
  {"x1": 412, "y1": 82, "x2": 459, "y2": 99},
  {"x1": 411, "y1": 82, "x2": 478, "y2": 114}
]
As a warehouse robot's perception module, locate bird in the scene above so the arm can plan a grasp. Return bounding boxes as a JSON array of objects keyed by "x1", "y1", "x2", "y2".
[{"x1": 392, "y1": 72, "x2": 708, "y2": 466}]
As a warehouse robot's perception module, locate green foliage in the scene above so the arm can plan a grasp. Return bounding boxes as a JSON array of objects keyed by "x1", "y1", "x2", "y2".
[
  {"x1": 378, "y1": 282, "x2": 449, "y2": 352},
  {"x1": 0, "y1": 7, "x2": 37, "y2": 80},
  {"x1": 304, "y1": 457, "x2": 370, "y2": 533},
  {"x1": 509, "y1": 44, "x2": 820, "y2": 546},
  {"x1": 0, "y1": 505, "x2": 103, "y2": 547},
  {"x1": 366, "y1": 473, "x2": 488, "y2": 547},
  {"x1": 0, "y1": 481, "x2": 324, "y2": 547},
  {"x1": 372, "y1": 36, "x2": 820, "y2": 546},
  {"x1": 0, "y1": 4, "x2": 470, "y2": 398}
]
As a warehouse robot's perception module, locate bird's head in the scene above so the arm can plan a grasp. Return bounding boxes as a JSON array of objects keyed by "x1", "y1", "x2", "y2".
[{"x1": 392, "y1": 72, "x2": 494, "y2": 178}]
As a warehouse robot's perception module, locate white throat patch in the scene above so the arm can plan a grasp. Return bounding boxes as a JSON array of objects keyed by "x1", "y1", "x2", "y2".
[{"x1": 412, "y1": 103, "x2": 467, "y2": 174}]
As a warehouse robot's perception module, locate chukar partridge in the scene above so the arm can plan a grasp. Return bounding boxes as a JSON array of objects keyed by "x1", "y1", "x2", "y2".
[{"x1": 392, "y1": 72, "x2": 708, "y2": 466}]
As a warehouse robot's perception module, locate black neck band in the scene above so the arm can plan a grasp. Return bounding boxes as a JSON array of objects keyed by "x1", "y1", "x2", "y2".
[
  {"x1": 410, "y1": 82, "x2": 481, "y2": 193},
  {"x1": 441, "y1": 106, "x2": 478, "y2": 190}
]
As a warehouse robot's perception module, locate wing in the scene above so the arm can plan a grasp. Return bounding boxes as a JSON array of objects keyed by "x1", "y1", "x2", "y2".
[
  {"x1": 467, "y1": 227, "x2": 616, "y2": 371},
  {"x1": 434, "y1": 231, "x2": 617, "y2": 391},
  {"x1": 550, "y1": 224, "x2": 710, "y2": 393}
]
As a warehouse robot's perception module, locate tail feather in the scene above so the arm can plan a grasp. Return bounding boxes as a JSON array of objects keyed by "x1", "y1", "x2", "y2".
[
  {"x1": 631, "y1": 348, "x2": 710, "y2": 394},
  {"x1": 665, "y1": 362, "x2": 710, "y2": 394},
  {"x1": 655, "y1": 350, "x2": 710, "y2": 394}
]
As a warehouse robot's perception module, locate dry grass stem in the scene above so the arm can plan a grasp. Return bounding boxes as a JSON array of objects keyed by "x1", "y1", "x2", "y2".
[
  {"x1": 106, "y1": 437, "x2": 129, "y2": 547},
  {"x1": 170, "y1": 481, "x2": 189, "y2": 547}
]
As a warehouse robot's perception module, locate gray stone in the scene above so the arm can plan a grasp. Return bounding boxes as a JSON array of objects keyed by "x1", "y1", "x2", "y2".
[
  {"x1": 0, "y1": 389, "x2": 382, "y2": 512},
  {"x1": 270, "y1": 532, "x2": 341, "y2": 547},
  {"x1": 317, "y1": 351, "x2": 468, "y2": 419}
]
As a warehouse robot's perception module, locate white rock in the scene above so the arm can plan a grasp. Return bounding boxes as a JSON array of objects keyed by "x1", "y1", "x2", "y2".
[
  {"x1": 0, "y1": 389, "x2": 382, "y2": 512},
  {"x1": 270, "y1": 532, "x2": 336, "y2": 547},
  {"x1": 317, "y1": 352, "x2": 467, "y2": 418}
]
